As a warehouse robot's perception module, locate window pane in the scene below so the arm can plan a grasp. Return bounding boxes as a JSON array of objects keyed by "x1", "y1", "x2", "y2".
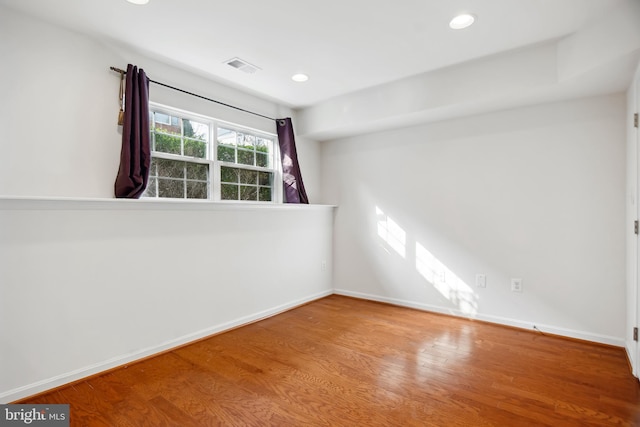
[
  {"x1": 258, "y1": 171, "x2": 272, "y2": 186},
  {"x1": 154, "y1": 119, "x2": 181, "y2": 136},
  {"x1": 158, "y1": 179, "x2": 184, "y2": 198},
  {"x1": 187, "y1": 181, "x2": 208, "y2": 199},
  {"x1": 240, "y1": 185, "x2": 257, "y2": 201},
  {"x1": 186, "y1": 163, "x2": 208, "y2": 181},
  {"x1": 156, "y1": 158, "x2": 185, "y2": 179},
  {"x1": 237, "y1": 149, "x2": 254, "y2": 166},
  {"x1": 259, "y1": 187, "x2": 271, "y2": 202},
  {"x1": 217, "y1": 145, "x2": 235, "y2": 162},
  {"x1": 239, "y1": 133, "x2": 255, "y2": 149},
  {"x1": 145, "y1": 178, "x2": 157, "y2": 197},
  {"x1": 155, "y1": 132, "x2": 181, "y2": 155},
  {"x1": 184, "y1": 139, "x2": 206, "y2": 158},
  {"x1": 155, "y1": 112, "x2": 170, "y2": 125},
  {"x1": 218, "y1": 128, "x2": 236, "y2": 146},
  {"x1": 239, "y1": 169, "x2": 257, "y2": 185},
  {"x1": 256, "y1": 137, "x2": 270, "y2": 152},
  {"x1": 182, "y1": 119, "x2": 207, "y2": 141},
  {"x1": 220, "y1": 166, "x2": 239, "y2": 183},
  {"x1": 256, "y1": 152, "x2": 269, "y2": 168},
  {"x1": 149, "y1": 158, "x2": 158, "y2": 177},
  {"x1": 221, "y1": 184, "x2": 238, "y2": 200}
]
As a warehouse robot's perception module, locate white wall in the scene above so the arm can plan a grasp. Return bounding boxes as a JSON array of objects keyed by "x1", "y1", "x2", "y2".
[
  {"x1": 0, "y1": 6, "x2": 120, "y2": 198},
  {"x1": 321, "y1": 94, "x2": 627, "y2": 345},
  {"x1": 0, "y1": 6, "x2": 332, "y2": 402},
  {"x1": 0, "y1": 199, "x2": 333, "y2": 402},
  {"x1": 0, "y1": 5, "x2": 322, "y2": 201}
]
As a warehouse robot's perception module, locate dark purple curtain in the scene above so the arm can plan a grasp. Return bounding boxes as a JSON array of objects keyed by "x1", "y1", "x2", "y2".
[
  {"x1": 276, "y1": 118, "x2": 309, "y2": 204},
  {"x1": 114, "y1": 64, "x2": 150, "y2": 198}
]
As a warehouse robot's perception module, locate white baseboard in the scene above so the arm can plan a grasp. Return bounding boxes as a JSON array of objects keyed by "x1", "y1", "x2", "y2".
[
  {"x1": 334, "y1": 289, "x2": 626, "y2": 348},
  {"x1": 0, "y1": 289, "x2": 333, "y2": 403},
  {"x1": 626, "y1": 341, "x2": 638, "y2": 378}
]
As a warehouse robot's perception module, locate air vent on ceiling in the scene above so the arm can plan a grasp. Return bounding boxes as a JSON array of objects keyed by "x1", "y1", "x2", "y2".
[{"x1": 224, "y1": 57, "x2": 261, "y2": 74}]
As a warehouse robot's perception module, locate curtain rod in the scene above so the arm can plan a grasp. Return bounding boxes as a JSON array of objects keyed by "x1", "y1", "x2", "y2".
[{"x1": 110, "y1": 66, "x2": 276, "y2": 121}]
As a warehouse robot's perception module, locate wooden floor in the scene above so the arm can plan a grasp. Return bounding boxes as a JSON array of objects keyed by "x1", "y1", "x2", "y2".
[{"x1": 21, "y1": 295, "x2": 640, "y2": 426}]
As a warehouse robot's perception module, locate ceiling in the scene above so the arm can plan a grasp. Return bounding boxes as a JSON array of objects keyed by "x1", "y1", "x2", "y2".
[{"x1": 0, "y1": 0, "x2": 631, "y2": 109}]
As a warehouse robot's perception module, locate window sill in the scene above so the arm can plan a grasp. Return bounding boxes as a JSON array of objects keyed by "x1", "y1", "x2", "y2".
[{"x1": 0, "y1": 196, "x2": 337, "y2": 212}]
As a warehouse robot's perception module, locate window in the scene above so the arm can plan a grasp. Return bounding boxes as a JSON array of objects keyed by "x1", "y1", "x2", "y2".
[{"x1": 144, "y1": 104, "x2": 281, "y2": 202}]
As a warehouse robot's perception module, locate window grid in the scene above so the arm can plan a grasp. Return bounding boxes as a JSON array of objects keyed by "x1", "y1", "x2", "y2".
[
  {"x1": 146, "y1": 157, "x2": 210, "y2": 199},
  {"x1": 144, "y1": 104, "x2": 280, "y2": 202},
  {"x1": 219, "y1": 165, "x2": 273, "y2": 202}
]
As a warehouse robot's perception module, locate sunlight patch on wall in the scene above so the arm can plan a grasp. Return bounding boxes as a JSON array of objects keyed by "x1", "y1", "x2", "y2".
[
  {"x1": 415, "y1": 242, "x2": 478, "y2": 316},
  {"x1": 376, "y1": 206, "x2": 406, "y2": 258}
]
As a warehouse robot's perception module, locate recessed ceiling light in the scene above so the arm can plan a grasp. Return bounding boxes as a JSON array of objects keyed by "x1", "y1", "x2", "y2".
[
  {"x1": 291, "y1": 73, "x2": 309, "y2": 83},
  {"x1": 126, "y1": 0, "x2": 150, "y2": 5},
  {"x1": 449, "y1": 13, "x2": 475, "y2": 30}
]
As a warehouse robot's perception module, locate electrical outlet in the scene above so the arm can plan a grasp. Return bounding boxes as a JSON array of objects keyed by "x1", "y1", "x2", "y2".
[
  {"x1": 475, "y1": 274, "x2": 486, "y2": 288},
  {"x1": 321, "y1": 260, "x2": 327, "y2": 271},
  {"x1": 511, "y1": 278, "x2": 523, "y2": 292}
]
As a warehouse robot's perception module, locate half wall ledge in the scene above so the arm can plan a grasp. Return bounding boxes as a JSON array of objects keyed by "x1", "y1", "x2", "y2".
[{"x1": 0, "y1": 196, "x2": 337, "y2": 212}]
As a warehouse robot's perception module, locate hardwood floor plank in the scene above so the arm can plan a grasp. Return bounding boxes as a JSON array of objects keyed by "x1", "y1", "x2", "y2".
[
  {"x1": 176, "y1": 337, "x2": 400, "y2": 426},
  {"x1": 17, "y1": 295, "x2": 640, "y2": 426},
  {"x1": 57, "y1": 383, "x2": 117, "y2": 427}
]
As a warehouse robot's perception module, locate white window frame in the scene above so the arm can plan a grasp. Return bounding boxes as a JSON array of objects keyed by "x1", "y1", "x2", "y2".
[{"x1": 146, "y1": 102, "x2": 283, "y2": 203}]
